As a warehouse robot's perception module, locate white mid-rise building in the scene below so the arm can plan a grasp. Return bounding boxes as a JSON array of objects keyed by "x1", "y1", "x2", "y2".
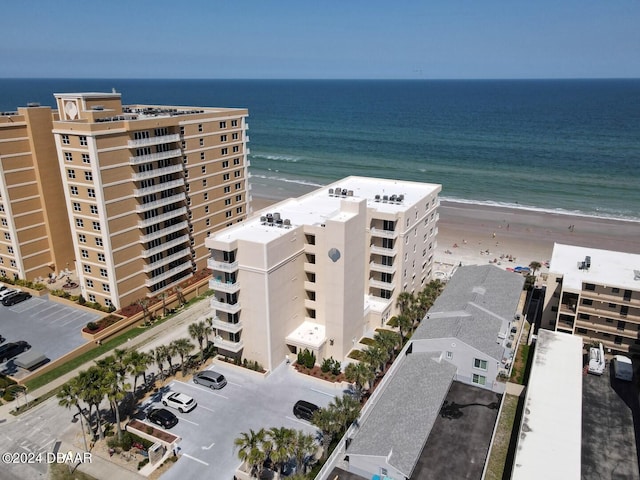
[{"x1": 205, "y1": 176, "x2": 441, "y2": 370}]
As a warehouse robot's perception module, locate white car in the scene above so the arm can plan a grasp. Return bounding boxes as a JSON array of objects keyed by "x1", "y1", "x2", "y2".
[
  {"x1": 161, "y1": 392, "x2": 197, "y2": 413},
  {"x1": 0, "y1": 288, "x2": 18, "y2": 301}
]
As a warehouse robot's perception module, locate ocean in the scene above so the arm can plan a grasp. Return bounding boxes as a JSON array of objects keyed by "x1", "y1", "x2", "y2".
[{"x1": 1, "y1": 79, "x2": 639, "y2": 220}]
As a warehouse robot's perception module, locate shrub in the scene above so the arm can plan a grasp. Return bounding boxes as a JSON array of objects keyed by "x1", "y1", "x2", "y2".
[
  {"x1": 297, "y1": 348, "x2": 316, "y2": 369},
  {"x1": 138, "y1": 458, "x2": 149, "y2": 470},
  {"x1": 78, "y1": 295, "x2": 86, "y2": 305},
  {"x1": 121, "y1": 432, "x2": 133, "y2": 451},
  {"x1": 331, "y1": 358, "x2": 342, "y2": 376},
  {"x1": 86, "y1": 322, "x2": 98, "y2": 332}
]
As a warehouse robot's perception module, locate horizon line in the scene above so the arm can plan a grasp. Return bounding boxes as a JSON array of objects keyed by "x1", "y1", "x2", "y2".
[{"x1": 1, "y1": 77, "x2": 639, "y2": 82}]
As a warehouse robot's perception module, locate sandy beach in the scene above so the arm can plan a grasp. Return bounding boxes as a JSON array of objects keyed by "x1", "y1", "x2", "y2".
[{"x1": 250, "y1": 189, "x2": 640, "y2": 276}]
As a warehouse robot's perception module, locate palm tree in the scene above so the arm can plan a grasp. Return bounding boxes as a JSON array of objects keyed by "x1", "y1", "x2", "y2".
[
  {"x1": 57, "y1": 379, "x2": 91, "y2": 450},
  {"x1": 331, "y1": 395, "x2": 361, "y2": 432},
  {"x1": 311, "y1": 407, "x2": 341, "y2": 460},
  {"x1": 175, "y1": 285, "x2": 186, "y2": 306},
  {"x1": 362, "y1": 344, "x2": 389, "y2": 375},
  {"x1": 234, "y1": 428, "x2": 267, "y2": 478},
  {"x1": 138, "y1": 298, "x2": 150, "y2": 325},
  {"x1": 396, "y1": 314, "x2": 413, "y2": 342},
  {"x1": 396, "y1": 291, "x2": 414, "y2": 315},
  {"x1": 188, "y1": 321, "x2": 208, "y2": 364},
  {"x1": 126, "y1": 350, "x2": 153, "y2": 392},
  {"x1": 171, "y1": 338, "x2": 195, "y2": 374},
  {"x1": 152, "y1": 346, "x2": 166, "y2": 379},
  {"x1": 77, "y1": 366, "x2": 107, "y2": 441},
  {"x1": 267, "y1": 427, "x2": 295, "y2": 474},
  {"x1": 159, "y1": 292, "x2": 168, "y2": 317},
  {"x1": 373, "y1": 329, "x2": 401, "y2": 362},
  {"x1": 529, "y1": 261, "x2": 542, "y2": 277},
  {"x1": 344, "y1": 362, "x2": 374, "y2": 399},
  {"x1": 103, "y1": 368, "x2": 129, "y2": 442},
  {"x1": 291, "y1": 430, "x2": 316, "y2": 475}
]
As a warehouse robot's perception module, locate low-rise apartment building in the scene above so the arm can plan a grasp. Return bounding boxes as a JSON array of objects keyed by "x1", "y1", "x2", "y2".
[
  {"x1": 205, "y1": 176, "x2": 441, "y2": 369},
  {"x1": 542, "y1": 243, "x2": 640, "y2": 354}
]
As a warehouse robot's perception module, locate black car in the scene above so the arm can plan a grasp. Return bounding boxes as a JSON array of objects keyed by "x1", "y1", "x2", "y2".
[
  {"x1": 1, "y1": 291, "x2": 32, "y2": 306},
  {"x1": 146, "y1": 408, "x2": 178, "y2": 429},
  {"x1": 293, "y1": 400, "x2": 319, "y2": 421},
  {"x1": 0, "y1": 341, "x2": 31, "y2": 363}
]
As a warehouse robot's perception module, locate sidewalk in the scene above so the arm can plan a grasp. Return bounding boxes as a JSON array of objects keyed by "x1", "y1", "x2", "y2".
[{"x1": 0, "y1": 297, "x2": 212, "y2": 424}]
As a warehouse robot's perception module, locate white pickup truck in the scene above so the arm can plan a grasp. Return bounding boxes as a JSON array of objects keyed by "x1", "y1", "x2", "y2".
[{"x1": 587, "y1": 343, "x2": 605, "y2": 375}]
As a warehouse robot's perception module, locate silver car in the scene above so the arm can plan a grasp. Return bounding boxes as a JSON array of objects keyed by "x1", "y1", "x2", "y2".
[{"x1": 193, "y1": 370, "x2": 227, "y2": 389}]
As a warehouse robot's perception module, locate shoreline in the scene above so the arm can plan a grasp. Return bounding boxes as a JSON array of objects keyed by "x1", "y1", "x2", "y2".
[{"x1": 249, "y1": 187, "x2": 640, "y2": 275}]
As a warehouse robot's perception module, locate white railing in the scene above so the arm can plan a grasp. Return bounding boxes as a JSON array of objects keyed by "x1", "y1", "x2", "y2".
[
  {"x1": 369, "y1": 278, "x2": 395, "y2": 290},
  {"x1": 210, "y1": 298, "x2": 241, "y2": 314},
  {"x1": 133, "y1": 179, "x2": 184, "y2": 197},
  {"x1": 369, "y1": 262, "x2": 396, "y2": 274},
  {"x1": 143, "y1": 262, "x2": 192, "y2": 287},
  {"x1": 211, "y1": 318, "x2": 243, "y2": 334},
  {"x1": 212, "y1": 337, "x2": 244, "y2": 353},
  {"x1": 207, "y1": 258, "x2": 239, "y2": 272},
  {"x1": 209, "y1": 278, "x2": 240, "y2": 293},
  {"x1": 128, "y1": 133, "x2": 181, "y2": 148},
  {"x1": 138, "y1": 207, "x2": 187, "y2": 228},
  {"x1": 370, "y1": 227, "x2": 397, "y2": 239},
  {"x1": 135, "y1": 193, "x2": 186, "y2": 213},
  {"x1": 369, "y1": 245, "x2": 396, "y2": 256},
  {"x1": 131, "y1": 164, "x2": 183, "y2": 181},
  {"x1": 142, "y1": 251, "x2": 190, "y2": 273},
  {"x1": 139, "y1": 221, "x2": 188, "y2": 243},
  {"x1": 129, "y1": 149, "x2": 182, "y2": 165},
  {"x1": 141, "y1": 235, "x2": 189, "y2": 257}
]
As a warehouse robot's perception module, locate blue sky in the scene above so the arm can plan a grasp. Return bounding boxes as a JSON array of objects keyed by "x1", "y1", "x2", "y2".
[{"x1": 2, "y1": 0, "x2": 639, "y2": 79}]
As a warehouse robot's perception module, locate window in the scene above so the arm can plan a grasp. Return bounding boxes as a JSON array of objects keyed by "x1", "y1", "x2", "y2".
[
  {"x1": 75, "y1": 218, "x2": 84, "y2": 228},
  {"x1": 200, "y1": 152, "x2": 205, "y2": 160},
  {"x1": 225, "y1": 211, "x2": 232, "y2": 218},
  {"x1": 79, "y1": 136, "x2": 87, "y2": 146},
  {"x1": 82, "y1": 154, "x2": 90, "y2": 164},
  {"x1": 95, "y1": 237, "x2": 103, "y2": 246},
  {"x1": 78, "y1": 234, "x2": 86, "y2": 243},
  {"x1": 203, "y1": 192, "x2": 208, "y2": 200},
  {"x1": 232, "y1": 132, "x2": 239, "y2": 140},
  {"x1": 224, "y1": 198, "x2": 231, "y2": 206},
  {"x1": 183, "y1": 156, "x2": 188, "y2": 164},
  {"x1": 204, "y1": 206, "x2": 209, "y2": 213},
  {"x1": 90, "y1": 205, "x2": 98, "y2": 214},
  {"x1": 446, "y1": 351, "x2": 453, "y2": 359},
  {"x1": 62, "y1": 134, "x2": 69, "y2": 145},
  {"x1": 235, "y1": 182, "x2": 242, "y2": 190},
  {"x1": 223, "y1": 173, "x2": 230, "y2": 181},
  {"x1": 236, "y1": 206, "x2": 243, "y2": 214},
  {"x1": 100, "y1": 268, "x2": 108, "y2": 278},
  {"x1": 84, "y1": 171, "x2": 93, "y2": 181},
  {"x1": 88, "y1": 294, "x2": 96, "y2": 302},
  {"x1": 472, "y1": 374, "x2": 486, "y2": 386},
  {"x1": 10, "y1": 259, "x2": 16, "y2": 267},
  {"x1": 86, "y1": 279, "x2": 94, "y2": 288},
  {"x1": 205, "y1": 219, "x2": 210, "y2": 226},
  {"x1": 222, "y1": 160, "x2": 229, "y2": 168},
  {"x1": 73, "y1": 202, "x2": 81, "y2": 212},
  {"x1": 202, "y1": 179, "x2": 207, "y2": 187},
  {"x1": 582, "y1": 298, "x2": 593, "y2": 306},
  {"x1": 234, "y1": 170, "x2": 241, "y2": 178},
  {"x1": 201, "y1": 165, "x2": 206, "y2": 174},
  {"x1": 64, "y1": 152, "x2": 73, "y2": 162},
  {"x1": 220, "y1": 121, "x2": 226, "y2": 128},
  {"x1": 0, "y1": 219, "x2": 5, "y2": 226},
  {"x1": 81, "y1": 249, "x2": 89, "y2": 259},
  {"x1": 224, "y1": 186, "x2": 230, "y2": 193},
  {"x1": 232, "y1": 145, "x2": 239, "y2": 153},
  {"x1": 198, "y1": 124, "x2": 203, "y2": 132},
  {"x1": 235, "y1": 194, "x2": 242, "y2": 201},
  {"x1": 221, "y1": 135, "x2": 227, "y2": 142},
  {"x1": 474, "y1": 358, "x2": 488, "y2": 370},
  {"x1": 67, "y1": 169, "x2": 76, "y2": 179},
  {"x1": 576, "y1": 328, "x2": 588, "y2": 334},
  {"x1": 185, "y1": 183, "x2": 190, "y2": 192},
  {"x1": 71, "y1": 186, "x2": 78, "y2": 195},
  {"x1": 184, "y1": 169, "x2": 189, "y2": 178},
  {"x1": 98, "y1": 253, "x2": 105, "y2": 262},
  {"x1": 221, "y1": 147, "x2": 228, "y2": 155},
  {"x1": 231, "y1": 120, "x2": 237, "y2": 127},
  {"x1": 83, "y1": 264, "x2": 91, "y2": 273},
  {"x1": 233, "y1": 157, "x2": 240, "y2": 165},
  {"x1": 199, "y1": 138, "x2": 204, "y2": 147},
  {"x1": 585, "y1": 283, "x2": 596, "y2": 291},
  {"x1": 612, "y1": 288, "x2": 620, "y2": 294},
  {"x1": 92, "y1": 221, "x2": 101, "y2": 231},
  {"x1": 3, "y1": 232, "x2": 10, "y2": 241},
  {"x1": 88, "y1": 188, "x2": 96, "y2": 198}
]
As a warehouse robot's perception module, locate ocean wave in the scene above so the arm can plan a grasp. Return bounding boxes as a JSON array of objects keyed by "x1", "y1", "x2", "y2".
[
  {"x1": 441, "y1": 196, "x2": 640, "y2": 222},
  {"x1": 250, "y1": 174, "x2": 324, "y2": 188},
  {"x1": 250, "y1": 153, "x2": 301, "y2": 163}
]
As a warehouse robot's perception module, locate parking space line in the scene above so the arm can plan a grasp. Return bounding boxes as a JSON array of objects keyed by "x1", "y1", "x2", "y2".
[
  {"x1": 198, "y1": 405, "x2": 215, "y2": 413},
  {"x1": 182, "y1": 453, "x2": 209, "y2": 466},
  {"x1": 309, "y1": 388, "x2": 336, "y2": 398},
  {"x1": 176, "y1": 416, "x2": 199, "y2": 426},
  {"x1": 286, "y1": 416, "x2": 313, "y2": 427},
  {"x1": 177, "y1": 380, "x2": 229, "y2": 399}
]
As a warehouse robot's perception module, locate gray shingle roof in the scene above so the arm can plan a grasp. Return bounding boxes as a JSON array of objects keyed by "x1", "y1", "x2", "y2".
[
  {"x1": 347, "y1": 354, "x2": 456, "y2": 477},
  {"x1": 413, "y1": 265, "x2": 524, "y2": 360}
]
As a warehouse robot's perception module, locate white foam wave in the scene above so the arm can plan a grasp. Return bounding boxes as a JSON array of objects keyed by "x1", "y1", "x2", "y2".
[
  {"x1": 250, "y1": 153, "x2": 300, "y2": 162},
  {"x1": 250, "y1": 174, "x2": 324, "y2": 188}
]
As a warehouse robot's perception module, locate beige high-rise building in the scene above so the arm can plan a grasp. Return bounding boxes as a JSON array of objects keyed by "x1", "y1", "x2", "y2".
[
  {"x1": 0, "y1": 105, "x2": 75, "y2": 282},
  {"x1": 1, "y1": 92, "x2": 249, "y2": 310},
  {"x1": 205, "y1": 176, "x2": 441, "y2": 370}
]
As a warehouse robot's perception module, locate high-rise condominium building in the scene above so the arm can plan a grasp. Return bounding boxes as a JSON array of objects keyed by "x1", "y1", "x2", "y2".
[
  {"x1": 1, "y1": 92, "x2": 249, "y2": 309},
  {"x1": 205, "y1": 176, "x2": 441, "y2": 369},
  {"x1": 542, "y1": 243, "x2": 640, "y2": 354}
]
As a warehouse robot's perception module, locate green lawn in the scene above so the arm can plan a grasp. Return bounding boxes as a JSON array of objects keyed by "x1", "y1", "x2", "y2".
[{"x1": 484, "y1": 394, "x2": 519, "y2": 480}]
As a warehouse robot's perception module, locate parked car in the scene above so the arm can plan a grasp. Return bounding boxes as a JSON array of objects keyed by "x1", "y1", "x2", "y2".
[
  {"x1": 0, "y1": 341, "x2": 31, "y2": 363},
  {"x1": 0, "y1": 288, "x2": 18, "y2": 301},
  {"x1": 293, "y1": 400, "x2": 319, "y2": 421},
  {"x1": 2, "y1": 291, "x2": 31, "y2": 306},
  {"x1": 146, "y1": 408, "x2": 178, "y2": 429},
  {"x1": 193, "y1": 370, "x2": 227, "y2": 389},
  {"x1": 162, "y1": 391, "x2": 197, "y2": 413}
]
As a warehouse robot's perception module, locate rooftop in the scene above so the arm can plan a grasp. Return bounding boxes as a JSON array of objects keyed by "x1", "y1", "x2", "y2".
[
  {"x1": 549, "y1": 243, "x2": 640, "y2": 291},
  {"x1": 511, "y1": 329, "x2": 583, "y2": 480},
  {"x1": 209, "y1": 176, "x2": 441, "y2": 245},
  {"x1": 347, "y1": 354, "x2": 456, "y2": 477}
]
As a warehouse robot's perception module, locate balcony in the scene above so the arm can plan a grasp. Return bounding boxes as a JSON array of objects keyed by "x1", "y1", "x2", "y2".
[
  {"x1": 207, "y1": 258, "x2": 239, "y2": 272},
  {"x1": 580, "y1": 305, "x2": 640, "y2": 323},
  {"x1": 370, "y1": 261, "x2": 396, "y2": 274},
  {"x1": 303, "y1": 262, "x2": 316, "y2": 272},
  {"x1": 133, "y1": 179, "x2": 184, "y2": 197},
  {"x1": 369, "y1": 278, "x2": 395, "y2": 290},
  {"x1": 574, "y1": 318, "x2": 639, "y2": 338},
  {"x1": 129, "y1": 149, "x2": 182, "y2": 165},
  {"x1": 304, "y1": 298, "x2": 317, "y2": 309},
  {"x1": 370, "y1": 245, "x2": 396, "y2": 256},
  {"x1": 144, "y1": 262, "x2": 192, "y2": 287},
  {"x1": 210, "y1": 298, "x2": 241, "y2": 314},
  {"x1": 138, "y1": 207, "x2": 187, "y2": 229},
  {"x1": 141, "y1": 234, "x2": 190, "y2": 258},
  {"x1": 212, "y1": 336, "x2": 244, "y2": 353},
  {"x1": 135, "y1": 193, "x2": 186, "y2": 213},
  {"x1": 580, "y1": 289, "x2": 640, "y2": 307},
  {"x1": 209, "y1": 278, "x2": 240, "y2": 294},
  {"x1": 142, "y1": 251, "x2": 190, "y2": 273},
  {"x1": 128, "y1": 133, "x2": 181, "y2": 148},
  {"x1": 139, "y1": 221, "x2": 188, "y2": 243},
  {"x1": 370, "y1": 227, "x2": 397, "y2": 239},
  {"x1": 211, "y1": 317, "x2": 243, "y2": 334},
  {"x1": 132, "y1": 164, "x2": 183, "y2": 181}
]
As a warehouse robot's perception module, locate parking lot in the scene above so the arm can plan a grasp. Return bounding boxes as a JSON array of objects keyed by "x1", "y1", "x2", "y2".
[
  {"x1": 0, "y1": 294, "x2": 101, "y2": 375},
  {"x1": 137, "y1": 360, "x2": 340, "y2": 480},
  {"x1": 582, "y1": 362, "x2": 640, "y2": 479}
]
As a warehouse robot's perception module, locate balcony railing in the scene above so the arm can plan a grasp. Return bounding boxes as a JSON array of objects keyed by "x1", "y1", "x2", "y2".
[
  {"x1": 209, "y1": 278, "x2": 240, "y2": 294},
  {"x1": 135, "y1": 193, "x2": 186, "y2": 213},
  {"x1": 129, "y1": 149, "x2": 182, "y2": 165},
  {"x1": 132, "y1": 164, "x2": 183, "y2": 181},
  {"x1": 370, "y1": 261, "x2": 396, "y2": 274},
  {"x1": 210, "y1": 298, "x2": 241, "y2": 314},
  {"x1": 211, "y1": 317, "x2": 243, "y2": 334},
  {"x1": 212, "y1": 337, "x2": 244, "y2": 353},
  {"x1": 143, "y1": 251, "x2": 191, "y2": 273},
  {"x1": 144, "y1": 262, "x2": 192, "y2": 287},
  {"x1": 138, "y1": 207, "x2": 187, "y2": 229},
  {"x1": 207, "y1": 258, "x2": 239, "y2": 272},
  {"x1": 141, "y1": 234, "x2": 190, "y2": 258},
  {"x1": 139, "y1": 221, "x2": 188, "y2": 243},
  {"x1": 369, "y1": 278, "x2": 395, "y2": 290},
  {"x1": 370, "y1": 227, "x2": 397, "y2": 239},
  {"x1": 370, "y1": 245, "x2": 397, "y2": 256},
  {"x1": 133, "y1": 179, "x2": 184, "y2": 197},
  {"x1": 128, "y1": 133, "x2": 180, "y2": 148}
]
